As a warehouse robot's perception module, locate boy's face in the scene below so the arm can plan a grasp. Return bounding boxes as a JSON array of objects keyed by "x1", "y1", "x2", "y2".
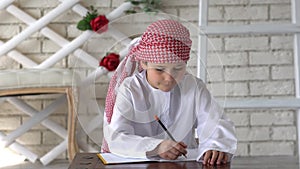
[{"x1": 141, "y1": 62, "x2": 187, "y2": 92}]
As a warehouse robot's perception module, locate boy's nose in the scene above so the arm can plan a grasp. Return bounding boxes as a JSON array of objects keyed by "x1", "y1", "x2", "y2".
[{"x1": 164, "y1": 71, "x2": 176, "y2": 81}]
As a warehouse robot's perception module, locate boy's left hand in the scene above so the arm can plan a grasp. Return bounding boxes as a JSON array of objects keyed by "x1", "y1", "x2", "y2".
[{"x1": 202, "y1": 150, "x2": 228, "y2": 165}]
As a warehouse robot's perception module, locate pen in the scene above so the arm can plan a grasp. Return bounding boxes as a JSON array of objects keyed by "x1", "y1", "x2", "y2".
[{"x1": 154, "y1": 115, "x2": 187, "y2": 158}]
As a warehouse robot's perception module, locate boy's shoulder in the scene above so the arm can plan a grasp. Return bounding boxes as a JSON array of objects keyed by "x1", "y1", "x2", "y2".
[
  {"x1": 121, "y1": 71, "x2": 147, "y2": 89},
  {"x1": 182, "y1": 73, "x2": 206, "y2": 86},
  {"x1": 122, "y1": 71, "x2": 144, "y2": 83}
]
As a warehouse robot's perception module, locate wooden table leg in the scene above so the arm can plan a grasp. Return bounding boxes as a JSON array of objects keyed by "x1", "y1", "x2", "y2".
[{"x1": 67, "y1": 88, "x2": 79, "y2": 161}]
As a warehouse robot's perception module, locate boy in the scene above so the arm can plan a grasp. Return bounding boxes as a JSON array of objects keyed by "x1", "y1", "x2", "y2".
[{"x1": 102, "y1": 19, "x2": 237, "y2": 165}]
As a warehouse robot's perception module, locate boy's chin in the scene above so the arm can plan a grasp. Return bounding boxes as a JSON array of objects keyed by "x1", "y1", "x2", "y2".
[{"x1": 159, "y1": 86, "x2": 175, "y2": 92}]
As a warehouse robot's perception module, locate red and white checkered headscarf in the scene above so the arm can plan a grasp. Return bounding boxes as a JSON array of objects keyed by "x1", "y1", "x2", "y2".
[{"x1": 102, "y1": 20, "x2": 192, "y2": 152}]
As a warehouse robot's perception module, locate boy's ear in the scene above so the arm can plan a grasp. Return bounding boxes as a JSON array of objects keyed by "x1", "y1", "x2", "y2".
[{"x1": 140, "y1": 61, "x2": 148, "y2": 69}]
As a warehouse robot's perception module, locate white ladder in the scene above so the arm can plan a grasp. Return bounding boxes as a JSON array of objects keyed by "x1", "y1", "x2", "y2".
[{"x1": 198, "y1": 0, "x2": 300, "y2": 161}]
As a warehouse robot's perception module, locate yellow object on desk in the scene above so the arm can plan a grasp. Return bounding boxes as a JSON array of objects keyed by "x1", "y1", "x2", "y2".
[{"x1": 97, "y1": 150, "x2": 198, "y2": 165}]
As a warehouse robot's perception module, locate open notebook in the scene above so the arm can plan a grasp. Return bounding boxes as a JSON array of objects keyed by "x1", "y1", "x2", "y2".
[{"x1": 97, "y1": 149, "x2": 199, "y2": 165}]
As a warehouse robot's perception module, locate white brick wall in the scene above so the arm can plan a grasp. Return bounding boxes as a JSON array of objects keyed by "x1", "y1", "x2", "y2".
[
  {"x1": 272, "y1": 126, "x2": 297, "y2": 140},
  {"x1": 18, "y1": 0, "x2": 60, "y2": 8},
  {"x1": 250, "y1": 111, "x2": 294, "y2": 125},
  {"x1": 250, "y1": 81, "x2": 294, "y2": 95},
  {"x1": 205, "y1": 0, "x2": 296, "y2": 156},
  {"x1": 0, "y1": 26, "x2": 19, "y2": 39},
  {"x1": 207, "y1": 53, "x2": 248, "y2": 66},
  {"x1": 0, "y1": 116, "x2": 21, "y2": 130},
  {"x1": 249, "y1": 51, "x2": 293, "y2": 65},
  {"x1": 236, "y1": 127, "x2": 270, "y2": 141},
  {"x1": 224, "y1": 6, "x2": 268, "y2": 20},
  {"x1": 270, "y1": 4, "x2": 291, "y2": 20},
  {"x1": 0, "y1": 0, "x2": 297, "y2": 159},
  {"x1": 208, "y1": 38, "x2": 223, "y2": 51},
  {"x1": 225, "y1": 36, "x2": 269, "y2": 51},
  {"x1": 18, "y1": 131, "x2": 42, "y2": 145},
  {"x1": 271, "y1": 66, "x2": 294, "y2": 80},
  {"x1": 271, "y1": 35, "x2": 293, "y2": 50},
  {"x1": 250, "y1": 142, "x2": 294, "y2": 156},
  {"x1": 225, "y1": 67, "x2": 270, "y2": 81}
]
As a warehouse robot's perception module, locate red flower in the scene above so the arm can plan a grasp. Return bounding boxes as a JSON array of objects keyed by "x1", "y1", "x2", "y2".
[
  {"x1": 100, "y1": 53, "x2": 120, "y2": 71},
  {"x1": 90, "y1": 15, "x2": 109, "y2": 33}
]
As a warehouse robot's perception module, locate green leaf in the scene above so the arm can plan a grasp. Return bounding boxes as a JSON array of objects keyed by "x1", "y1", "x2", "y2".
[
  {"x1": 85, "y1": 13, "x2": 97, "y2": 22},
  {"x1": 130, "y1": 1, "x2": 140, "y2": 5},
  {"x1": 89, "y1": 5, "x2": 97, "y2": 14},
  {"x1": 90, "y1": 5, "x2": 94, "y2": 11},
  {"x1": 125, "y1": 10, "x2": 137, "y2": 14},
  {"x1": 143, "y1": 7, "x2": 152, "y2": 12},
  {"x1": 77, "y1": 20, "x2": 91, "y2": 31}
]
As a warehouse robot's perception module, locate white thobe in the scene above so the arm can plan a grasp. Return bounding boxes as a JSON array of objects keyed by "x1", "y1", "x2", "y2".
[{"x1": 103, "y1": 70, "x2": 237, "y2": 161}]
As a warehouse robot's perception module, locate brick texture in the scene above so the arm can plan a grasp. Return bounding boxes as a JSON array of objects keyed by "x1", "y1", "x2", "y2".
[{"x1": 0, "y1": 0, "x2": 296, "y2": 159}]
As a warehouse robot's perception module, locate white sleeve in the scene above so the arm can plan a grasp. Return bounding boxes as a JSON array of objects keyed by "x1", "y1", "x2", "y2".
[
  {"x1": 196, "y1": 86, "x2": 237, "y2": 161},
  {"x1": 103, "y1": 85, "x2": 163, "y2": 158}
]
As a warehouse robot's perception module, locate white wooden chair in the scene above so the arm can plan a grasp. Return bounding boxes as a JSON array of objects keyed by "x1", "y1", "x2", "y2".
[{"x1": 0, "y1": 69, "x2": 79, "y2": 165}]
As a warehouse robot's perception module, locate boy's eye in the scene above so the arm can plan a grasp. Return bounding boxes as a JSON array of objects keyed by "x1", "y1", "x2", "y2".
[
  {"x1": 174, "y1": 67, "x2": 185, "y2": 71},
  {"x1": 155, "y1": 68, "x2": 164, "y2": 72}
]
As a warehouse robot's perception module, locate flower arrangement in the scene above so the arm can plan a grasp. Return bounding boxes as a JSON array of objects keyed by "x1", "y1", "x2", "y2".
[
  {"x1": 77, "y1": 6, "x2": 109, "y2": 33},
  {"x1": 99, "y1": 53, "x2": 120, "y2": 71},
  {"x1": 77, "y1": 1, "x2": 160, "y2": 71},
  {"x1": 76, "y1": 1, "x2": 161, "y2": 32}
]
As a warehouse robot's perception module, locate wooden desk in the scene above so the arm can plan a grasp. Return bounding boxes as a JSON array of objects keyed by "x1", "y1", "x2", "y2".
[{"x1": 68, "y1": 153, "x2": 231, "y2": 169}]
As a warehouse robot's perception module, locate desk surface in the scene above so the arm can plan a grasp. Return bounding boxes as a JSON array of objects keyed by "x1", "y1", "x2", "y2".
[{"x1": 68, "y1": 153, "x2": 230, "y2": 169}]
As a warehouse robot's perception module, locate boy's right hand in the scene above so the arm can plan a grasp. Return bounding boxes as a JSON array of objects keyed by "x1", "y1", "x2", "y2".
[{"x1": 156, "y1": 140, "x2": 187, "y2": 160}]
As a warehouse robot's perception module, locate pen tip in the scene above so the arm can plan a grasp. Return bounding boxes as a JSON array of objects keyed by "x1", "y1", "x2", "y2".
[{"x1": 154, "y1": 115, "x2": 159, "y2": 120}]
